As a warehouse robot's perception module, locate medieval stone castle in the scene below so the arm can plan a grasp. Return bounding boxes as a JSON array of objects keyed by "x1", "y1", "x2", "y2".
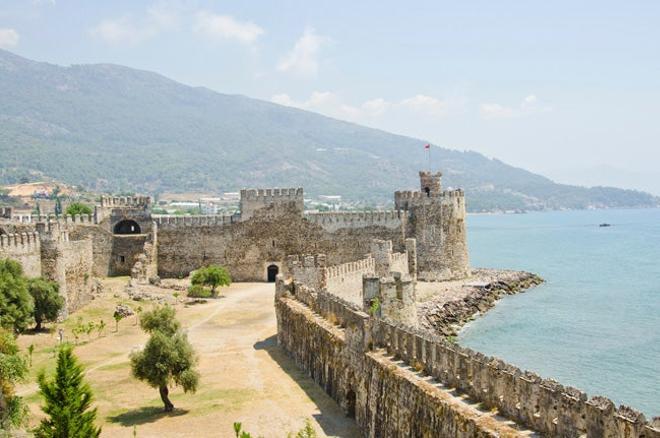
[
  {"x1": 0, "y1": 171, "x2": 468, "y2": 315},
  {"x1": 2, "y1": 169, "x2": 658, "y2": 437}
]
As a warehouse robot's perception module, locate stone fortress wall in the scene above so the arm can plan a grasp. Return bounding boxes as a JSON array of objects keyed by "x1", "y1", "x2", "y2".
[
  {"x1": 276, "y1": 242, "x2": 660, "y2": 438},
  {"x1": 0, "y1": 169, "x2": 469, "y2": 317},
  {"x1": 0, "y1": 231, "x2": 42, "y2": 277}
]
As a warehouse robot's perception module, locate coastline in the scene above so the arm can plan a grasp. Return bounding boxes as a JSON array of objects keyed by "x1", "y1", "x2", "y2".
[{"x1": 418, "y1": 268, "x2": 544, "y2": 337}]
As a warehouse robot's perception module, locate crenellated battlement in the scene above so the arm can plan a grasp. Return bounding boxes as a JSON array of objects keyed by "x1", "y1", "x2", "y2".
[
  {"x1": 239, "y1": 187, "x2": 304, "y2": 220},
  {"x1": 394, "y1": 189, "x2": 465, "y2": 210},
  {"x1": 100, "y1": 196, "x2": 151, "y2": 208},
  {"x1": 0, "y1": 232, "x2": 41, "y2": 250},
  {"x1": 240, "y1": 187, "x2": 303, "y2": 200},
  {"x1": 325, "y1": 256, "x2": 375, "y2": 280},
  {"x1": 276, "y1": 275, "x2": 660, "y2": 438},
  {"x1": 46, "y1": 214, "x2": 95, "y2": 225},
  {"x1": 153, "y1": 214, "x2": 238, "y2": 228},
  {"x1": 304, "y1": 210, "x2": 403, "y2": 232}
]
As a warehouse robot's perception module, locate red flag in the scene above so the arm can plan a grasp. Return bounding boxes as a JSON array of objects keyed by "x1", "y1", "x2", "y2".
[{"x1": 424, "y1": 143, "x2": 430, "y2": 149}]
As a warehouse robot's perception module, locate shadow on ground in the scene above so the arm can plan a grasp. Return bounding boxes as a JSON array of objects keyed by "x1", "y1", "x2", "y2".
[
  {"x1": 107, "y1": 406, "x2": 189, "y2": 427},
  {"x1": 254, "y1": 335, "x2": 360, "y2": 438}
]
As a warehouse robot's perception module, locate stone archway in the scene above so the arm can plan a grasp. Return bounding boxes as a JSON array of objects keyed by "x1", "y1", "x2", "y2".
[
  {"x1": 267, "y1": 264, "x2": 279, "y2": 282},
  {"x1": 113, "y1": 219, "x2": 141, "y2": 235}
]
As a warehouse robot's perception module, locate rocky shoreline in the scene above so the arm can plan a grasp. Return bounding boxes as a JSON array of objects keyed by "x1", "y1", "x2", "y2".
[{"x1": 418, "y1": 268, "x2": 544, "y2": 337}]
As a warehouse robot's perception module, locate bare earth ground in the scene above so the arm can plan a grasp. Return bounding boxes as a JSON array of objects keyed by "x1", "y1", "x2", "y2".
[{"x1": 16, "y1": 279, "x2": 360, "y2": 438}]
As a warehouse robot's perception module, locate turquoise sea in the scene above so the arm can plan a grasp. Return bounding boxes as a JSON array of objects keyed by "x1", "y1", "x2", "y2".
[{"x1": 459, "y1": 208, "x2": 660, "y2": 418}]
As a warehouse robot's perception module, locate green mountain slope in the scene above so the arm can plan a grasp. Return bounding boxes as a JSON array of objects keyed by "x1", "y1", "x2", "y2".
[{"x1": 0, "y1": 49, "x2": 657, "y2": 212}]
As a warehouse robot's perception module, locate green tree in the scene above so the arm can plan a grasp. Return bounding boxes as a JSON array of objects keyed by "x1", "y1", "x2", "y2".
[
  {"x1": 191, "y1": 265, "x2": 231, "y2": 298},
  {"x1": 28, "y1": 278, "x2": 64, "y2": 331},
  {"x1": 137, "y1": 306, "x2": 178, "y2": 336},
  {"x1": 64, "y1": 203, "x2": 92, "y2": 216},
  {"x1": 35, "y1": 345, "x2": 101, "y2": 437},
  {"x1": 130, "y1": 306, "x2": 199, "y2": 412},
  {"x1": 0, "y1": 328, "x2": 28, "y2": 430},
  {"x1": 0, "y1": 259, "x2": 34, "y2": 333}
]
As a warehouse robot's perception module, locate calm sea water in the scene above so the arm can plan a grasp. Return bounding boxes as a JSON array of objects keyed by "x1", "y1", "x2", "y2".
[{"x1": 459, "y1": 208, "x2": 660, "y2": 417}]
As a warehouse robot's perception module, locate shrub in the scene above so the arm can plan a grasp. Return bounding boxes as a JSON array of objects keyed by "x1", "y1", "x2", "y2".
[
  {"x1": 187, "y1": 285, "x2": 212, "y2": 298},
  {"x1": 65, "y1": 203, "x2": 93, "y2": 216},
  {"x1": 190, "y1": 265, "x2": 231, "y2": 297}
]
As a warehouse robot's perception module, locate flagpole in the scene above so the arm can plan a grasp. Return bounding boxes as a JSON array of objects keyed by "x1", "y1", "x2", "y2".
[{"x1": 429, "y1": 144, "x2": 431, "y2": 171}]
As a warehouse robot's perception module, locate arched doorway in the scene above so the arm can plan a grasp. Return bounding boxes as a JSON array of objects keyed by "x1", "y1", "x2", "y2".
[
  {"x1": 113, "y1": 219, "x2": 141, "y2": 234},
  {"x1": 267, "y1": 264, "x2": 279, "y2": 282}
]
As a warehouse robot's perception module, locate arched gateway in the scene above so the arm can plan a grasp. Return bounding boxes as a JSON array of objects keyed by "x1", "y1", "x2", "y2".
[
  {"x1": 113, "y1": 219, "x2": 141, "y2": 235},
  {"x1": 267, "y1": 264, "x2": 279, "y2": 282}
]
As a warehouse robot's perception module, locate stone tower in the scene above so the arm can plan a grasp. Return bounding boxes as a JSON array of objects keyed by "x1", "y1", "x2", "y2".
[
  {"x1": 394, "y1": 171, "x2": 470, "y2": 280},
  {"x1": 239, "y1": 188, "x2": 304, "y2": 221},
  {"x1": 96, "y1": 196, "x2": 154, "y2": 276}
]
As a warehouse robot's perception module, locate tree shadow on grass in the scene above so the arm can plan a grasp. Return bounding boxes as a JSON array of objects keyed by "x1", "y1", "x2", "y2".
[{"x1": 107, "y1": 406, "x2": 189, "y2": 427}]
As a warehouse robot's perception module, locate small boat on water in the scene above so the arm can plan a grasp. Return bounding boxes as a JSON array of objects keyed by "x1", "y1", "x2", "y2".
[{"x1": 599, "y1": 223, "x2": 612, "y2": 227}]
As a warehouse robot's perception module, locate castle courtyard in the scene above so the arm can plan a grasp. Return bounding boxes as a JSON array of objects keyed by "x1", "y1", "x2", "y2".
[{"x1": 16, "y1": 279, "x2": 360, "y2": 437}]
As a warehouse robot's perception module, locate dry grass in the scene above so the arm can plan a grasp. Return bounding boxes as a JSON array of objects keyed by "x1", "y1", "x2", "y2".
[{"x1": 16, "y1": 279, "x2": 359, "y2": 438}]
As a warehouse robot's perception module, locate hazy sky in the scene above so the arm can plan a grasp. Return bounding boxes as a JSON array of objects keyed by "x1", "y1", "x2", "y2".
[{"x1": 1, "y1": 0, "x2": 659, "y2": 193}]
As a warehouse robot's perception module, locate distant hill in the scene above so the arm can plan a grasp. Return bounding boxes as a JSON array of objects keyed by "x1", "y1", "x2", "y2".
[{"x1": 0, "y1": 49, "x2": 657, "y2": 212}]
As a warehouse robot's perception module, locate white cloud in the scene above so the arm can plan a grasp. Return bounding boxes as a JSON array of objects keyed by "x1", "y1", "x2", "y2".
[
  {"x1": 400, "y1": 94, "x2": 448, "y2": 118},
  {"x1": 90, "y1": 3, "x2": 181, "y2": 46},
  {"x1": 270, "y1": 92, "x2": 450, "y2": 123},
  {"x1": 194, "y1": 12, "x2": 264, "y2": 44},
  {"x1": 277, "y1": 27, "x2": 328, "y2": 77},
  {"x1": 0, "y1": 28, "x2": 19, "y2": 49},
  {"x1": 480, "y1": 94, "x2": 550, "y2": 120},
  {"x1": 90, "y1": 17, "x2": 151, "y2": 45}
]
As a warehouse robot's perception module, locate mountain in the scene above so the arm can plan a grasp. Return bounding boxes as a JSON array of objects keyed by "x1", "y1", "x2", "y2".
[{"x1": 0, "y1": 49, "x2": 657, "y2": 212}]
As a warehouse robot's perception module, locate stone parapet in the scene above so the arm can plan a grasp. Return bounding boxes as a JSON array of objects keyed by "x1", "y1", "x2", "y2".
[
  {"x1": 304, "y1": 211, "x2": 403, "y2": 232},
  {"x1": 153, "y1": 214, "x2": 238, "y2": 228},
  {"x1": 277, "y1": 270, "x2": 659, "y2": 437},
  {"x1": 100, "y1": 196, "x2": 151, "y2": 208}
]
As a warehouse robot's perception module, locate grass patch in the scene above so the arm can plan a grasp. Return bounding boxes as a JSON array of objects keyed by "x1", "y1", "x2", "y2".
[{"x1": 183, "y1": 388, "x2": 259, "y2": 416}]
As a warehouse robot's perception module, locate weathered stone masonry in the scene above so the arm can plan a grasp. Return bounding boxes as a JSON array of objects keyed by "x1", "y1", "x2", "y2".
[{"x1": 276, "y1": 260, "x2": 660, "y2": 437}]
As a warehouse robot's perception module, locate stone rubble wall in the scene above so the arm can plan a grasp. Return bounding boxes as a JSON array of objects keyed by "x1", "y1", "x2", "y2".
[
  {"x1": 40, "y1": 236, "x2": 95, "y2": 316},
  {"x1": 154, "y1": 207, "x2": 404, "y2": 281},
  {"x1": 0, "y1": 232, "x2": 42, "y2": 277},
  {"x1": 279, "y1": 269, "x2": 660, "y2": 438},
  {"x1": 276, "y1": 280, "x2": 531, "y2": 438}
]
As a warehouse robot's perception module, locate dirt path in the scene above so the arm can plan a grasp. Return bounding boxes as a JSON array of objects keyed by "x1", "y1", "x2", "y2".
[{"x1": 18, "y1": 282, "x2": 359, "y2": 438}]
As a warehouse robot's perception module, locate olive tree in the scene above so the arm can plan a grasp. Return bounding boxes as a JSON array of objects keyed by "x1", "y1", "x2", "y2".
[
  {"x1": 130, "y1": 306, "x2": 199, "y2": 411},
  {"x1": 190, "y1": 265, "x2": 231, "y2": 297},
  {"x1": 0, "y1": 259, "x2": 34, "y2": 333},
  {"x1": 28, "y1": 278, "x2": 64, "y2": 331}
]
